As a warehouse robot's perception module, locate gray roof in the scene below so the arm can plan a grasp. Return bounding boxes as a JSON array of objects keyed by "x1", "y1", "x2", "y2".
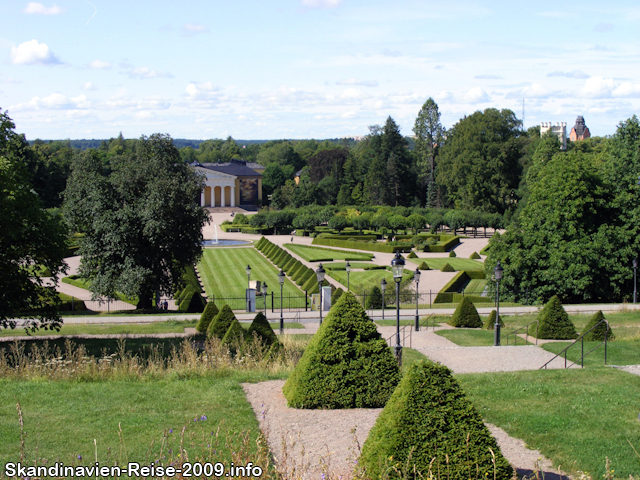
[
  {"x1": 573, "y1": 116, "x2": 587, "y2": 136},
  {"x1": 197, "y1": 160, "x2": 262, "y2": 177}
]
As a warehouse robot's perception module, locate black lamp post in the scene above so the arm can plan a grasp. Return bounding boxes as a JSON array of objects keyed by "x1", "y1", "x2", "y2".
[
  {"x1": 381, "y1": 278, "x2": 387, "y2": 321},
  {"x1": 316, "y1": 264, "x2": 326, "y2": 324},
  {"x1": 262, "y1": 282, "x2": 268, "y2": 317},
  {"x1": 494, "y1": 261, "x2": 503, "y2": 346},
  {"x1": 278, "y1": 270, "x2": 285, "y2": 335},
  {"x1": 414, "y1": 268, "x2": 421, "y2": 331},
  {"x1": 391, "y1": 252, "x2": 405, "y2": 365},
  {"x1": 345, "y1": 261, "x2": 351, "y2": 292},
  {"x1": 634, "y1": 258, "x2": 638, "y2": 304},
  {"x1": 246, "y1": 264, "x2": 252, "y2": 312}
]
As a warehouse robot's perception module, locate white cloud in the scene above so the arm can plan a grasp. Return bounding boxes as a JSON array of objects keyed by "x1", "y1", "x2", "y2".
[
  {"x1": 581, "y1": 77, "x2": 617, "y2": 98},
  {"x1": 436, "y1": 87, "x2": 491, "y2": 104},
  {"x1": 11, "y1": 93, "x2": 90, "y2": 110},
  {"x1": 382, "y1": 49, "x2": 402, "y2": 58},
  {"x1": 301, "y1": 0, "x2": 342, "y2": 9},
  {"x1": 128, "y1": 66, "x2": 172, "y2": 79},
  {"x1": 336, "y1": 78, "x2": 379, "y2": 87},
  {"x1": 182, "y1": 24, "x2": 208, "y2": 35},
  {"x1": 89, "y1": 60, "x2": 112, "y2": 69},
  {"x1": 186, "y1": 82, "x2": 220, "y2": 101},
  {"x1": 506, "y1": 83, "x2": 560, "y2": 99},
  {"x1": 475, "y1": 74, "x2": 504, "y2": 80},
  {"x1": 10, "y1": 39, "x2": 60, "y2": 65},
  {"x1": 83, "y1": 82, "x2": 96, "y2": 91},
  {"x1": 23, "y1": 2, "x2": 62, "y2": 15},
  {"x1": 547, "y1": 70, "x2": 589, "y2": 79}
]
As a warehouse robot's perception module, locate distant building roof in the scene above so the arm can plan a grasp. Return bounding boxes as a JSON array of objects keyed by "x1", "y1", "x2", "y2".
[
  {"x1": 196, "y1": 159, "x2": 262, "y2": 177},
  {"x1": 573, "y1": 116, "x2": 587, "y2": 137}
]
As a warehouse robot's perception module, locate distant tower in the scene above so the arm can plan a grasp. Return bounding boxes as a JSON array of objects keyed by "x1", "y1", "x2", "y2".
[
  {"x1": 569, "y1": 116, "x2": 591, "y2": 142},
  {"x1": 540, "y1": 121, "x2": 567, "y2": 150}
]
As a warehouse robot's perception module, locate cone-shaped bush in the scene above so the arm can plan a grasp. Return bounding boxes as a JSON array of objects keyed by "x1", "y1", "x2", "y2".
[
  {"x1": 470, "y1": 251, "x2": 481, "y2": 259},
  {"x1": 448, "y1": 296, "x2": 482, "y2": 328},
  {"x1": 581, "y1": 310, "x2": 614, "y2": 341},
  {"x1": 366, "y1": 285, "x2": 383, "y2": 309},
  {"x1": 408, "y1": 251, "x2": 418, "y2": 259},
  {"x1": 360, "y1": 361, "x2": 513, "y2": 480},
  {"x1": 179, "y1": 290, "x2": 205, "y2": 313},
  {"x1": 449, "y1": 250, "x2": 457, "y2": 257},
  {"x1": 196, "y1": 302, "x2": 219, "y2": 333},
  {"x1": 247, "y1": 311, "x2": 279, "y2": 346},
  {"x1": 418, "y1": 261, "x2": 430, "y2": 270},
  {"x1": 221, "y1": 318, "x2": 249, "y2": 345},
  {"x1": 484, "y1": 309, "x2": 504, "y2": 330},
  {"x1": 283, "y1": 292, "x2": 400, "y2": 409},
  {"x1": 536, "y1": 295, "x2": 578, "y2": 339},
  {"x1": 441, "y1": 263, "x2": 455, "y2": 272},
  {"x1": 332, "y1": 287, "x2": 344, "y2": 305},
  {"x1": 207, "y1": 304, "x2": 238, "y2": 339}
]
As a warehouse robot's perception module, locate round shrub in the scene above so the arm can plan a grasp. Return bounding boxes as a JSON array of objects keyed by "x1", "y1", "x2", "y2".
[
  {"x1": 283, "y1": 292, "x2": 400, "y2": 409},
  {"x1": 483, "y1": 309, "x2": 504, "y2": 330},
  {"x1": 448, "y1": 296, "x2": 482, "y2": 328},
  {"x1": 536, "y1": 295, "x2": 578, "y2": 339},
  {"x1": 247, "y1": 311, "x2": 279, "y2": 347},
  {"x1": 360, "y1": 361, "x2": 513, "y2": 480},
  {"x1": 196, "y1": 302, "x2": 219, "y2": 333},
  {"x1": 366, "y1": 285, "x2": 383, "y2": 309},
  {"x1": 441, "y1": 263, "x2": 455, "y2": 272},
  {"x1": 449, "y1": 250, "x2": 457, "y2": 257},
  {"x1": 207, "y1": 304, "x2": 237, "y2": 339},
  {"x1": 581, "y1": 310, "x2": 615, "y2": 341},
  {"x1": 470, "y1": 251, "x2": 481, "y2": 259}
]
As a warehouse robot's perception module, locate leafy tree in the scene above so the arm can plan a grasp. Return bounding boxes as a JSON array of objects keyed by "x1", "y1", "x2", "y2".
[
  {"x1": 406, "y1": 213, "x2": 426, "y2": 235},
  {"x1": 327, "y1": 214, "x2": 350, "y2": 232},
  {"x1": 413, "y1": 98, "x2": 444, "y2": 206},
  {"x1": 0, "y1": 110, "x2": 68, "y2": 331},
  {"x1": 63, "y1": 134, "x2": 209, "y2": 309}
]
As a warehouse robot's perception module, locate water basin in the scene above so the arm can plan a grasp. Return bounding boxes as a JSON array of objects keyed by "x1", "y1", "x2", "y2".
[{"x1": 203, "y1": 239, "x2": 251, "y2": 246}]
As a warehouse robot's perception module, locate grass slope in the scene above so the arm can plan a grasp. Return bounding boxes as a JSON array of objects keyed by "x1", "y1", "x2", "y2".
[
  {"x1": 407, "y1": 257, "x2": 484, "y2": 271},
  {"x1": 284, "y1": 244, "x2": 373, "y2": 262}
]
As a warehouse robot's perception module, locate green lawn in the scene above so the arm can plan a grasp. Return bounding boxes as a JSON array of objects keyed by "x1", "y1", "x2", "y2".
[
  {"x1": 61, "y1": 276, "x2": 138, "y2": 305},
  {"x1": 464, "y1": 278, "x2": 487, "y2": 295},
  {"x1": 198, "y1": 247, "x2": 303, "y2": 302},
  {"x1": 284, "y1": 244, "x2": 373, "y2": 262},
  {"x1": 458, "y1": 368, "x2": 640, "y2": 478},
  {"x1": 327, "y1": 269, "x2": 414, "y2": 294},
  {"x1": 436, "y1": 328, "x2": 535, "y2": 346},
  {"x1": 407, "y1": 257, "x2": 485, "y2": 271},
  {"x1": 541, "y1": 338, "x2": 640, "y2": 366}
]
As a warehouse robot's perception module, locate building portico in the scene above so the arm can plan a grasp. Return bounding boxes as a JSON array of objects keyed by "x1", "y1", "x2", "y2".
[{"x1": 195, "y1": 160, "x2": 262, "y2": 208}]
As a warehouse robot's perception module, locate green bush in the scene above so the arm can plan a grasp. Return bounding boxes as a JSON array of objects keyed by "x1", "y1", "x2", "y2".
[
  {"x1": 360, "y1": 361, "x2": 513, "y2": 480},
  {"x1": 470, "y1": 251, "x2": 481, "y2": 259},
  {"x1": 247, "y1": 311, "x2": 279, "y2": 347},
  {"x1": 331, "y1": 287, "x2": 344, "y2": 305},
  {"x1": 179, "y1": 290, "x2": 205, "y2": 313},
  {"x1": 366, "y1": 285, "x2": 383, "y2": 309},
  {"x1": 484, "y1": 309, "x2": 504, "y2": 330},
  {"x1": 207, "y1": 304, "x2": 237, "y2": 340},
  {"x1": 449, "y1": 250, "x2": 457, "y2": 257},
  {"x1": 312, "y1": 237, "x2": 411, "y2": 253},
  {"x1": 221, "y1": 318, "x2": 249, "y2": 346},
  {"x1": 448, "y1": 296, "x2": 482, "y2": 328},
  {"x1": 195, "y1": 302, "x2": 219, "y2": 333},
  {"x1": 407, "y1": 251, "x2": 418, "y2": 259},
  {"x1": 581, "y1": 310, "x2": 615, "y2": 341},
  {"x1": 441, "y1": 263, "x2": 455, "y2": 272},
  {"x1": 297, "y1": 268, "x2": 314, "y2": 287},
  {"x1": 418, "y1": 261, "x2": 430, "y2": 270},
  {"x1": 536, "y1": 295, "x2": 578, "y2": 339},
  {"x1": 283, "y1": 292, "x2": 400, "y2": 409},
  {"x1": 302, "y1": 270, "x2": 322, "y2": 292}
]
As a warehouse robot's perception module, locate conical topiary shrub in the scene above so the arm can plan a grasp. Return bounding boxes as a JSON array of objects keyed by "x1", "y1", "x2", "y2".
[
  {"x1": 470, "y1": 251, "x2": 481, "y2": 259},
  {"x1": 207, "y1": 304, "x2": 237, "y2": 340},
  {"x1": 180, "y1": 290, "x2": 205, "y2": 313},
  {"x1": 448, "y1": 296, "x2": 482, "y2": 328},
  {"x1": 332, "y1": 287, "x2": 344, "y2": 305},
  {"x1": 408, "y1": 251, "x2": 418, "y2": 259},
  {"x1": 484, "y1": 309, "x2": 504, "y2": 330},
  {"x1": 449, "y1": 250, "x2": 457, "y2": 257},
  {"x1": 581, "y1": 310, "x2": 615, "y2": 341},
  {"x1": 360, "y1": 361, "x2": 513, "y2": 480},
  {"x1": 366, "y1": 285, "x2": 383, "y2": 309},
  {"x1": 418, "y1": 261, "x2": 430, "y2": 270},
  {"x1": 196, "y1": 301, "x2": 219, "y2": 333},
  {"x1": 441, "y1": 263, "x2": 455, "y2": 272},
  {"x1": 247, "y1": 311, "x2": 279, "y2": 346},
  {"x1": 536, "y1": 295, "x2": 578, "y2": 339},
  {"x1": 283, "y1": 292, "x2": 400, "y2": 409},
  {"x1": 221, "y1": 318, "x2": 249, "y2": 346}
]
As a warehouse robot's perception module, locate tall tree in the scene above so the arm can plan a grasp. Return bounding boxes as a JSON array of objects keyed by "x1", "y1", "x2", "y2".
[
  {"x1": 413, "y1": 98, "x2": 444, "y2": 206},
  {"x1": 63, "y1": 134, "x2": 209, "y2": 309},
  {"x1": 381, "y1": 117, "x2": 413, "y2": 206}
]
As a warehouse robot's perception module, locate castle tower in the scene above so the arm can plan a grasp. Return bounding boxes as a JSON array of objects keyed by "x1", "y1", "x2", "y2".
[
  {"x1": 540, "y1": 121, "x2": 567, "y2": 150},
  {"x1": 569, "y1": 116, "x2": 590, "y2": 142}
]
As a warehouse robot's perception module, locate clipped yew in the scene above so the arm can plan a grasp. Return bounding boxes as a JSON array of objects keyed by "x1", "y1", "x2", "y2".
[
  {"x1": 207, "y1": 304, "x2": 237, "y2": 339},
  {"x1": 196, "y1": 301, "x2": 219, "y2": 333},
  {"x1": 470, "y1": 251, "x2": 481, "y2": 259},
  {"x1": 449, "y1": 250, "x2": 457, "y2": 257},
  {"x1": 283, "y1": 292, "x2": 400, "y2": 409},
  {"x1": 221, "y1": 318, "x2": 249, "y2": 346},
  {"x1": 179, "y1": 290, "x2": 205, "y2": 313},
  {"x1": 441, "y1": 263, "x2": 455, "y2": 272},
  {"x1": 536, "y1": 295, "x2": 578, "y2": 339},
  {"x1": 331, "y1": 287, "x2": 344, "y2": 305},
  {"x1": 247, "y1": 311, "x2": 279, "y2": 346},
  {"x1": 483, "y1": 309, "x2": 504, "y2": 330},
  {"x1": 366, "y1": 285, "x2": 383, "y2": 309},
  {"x1": 418, "y1": 261, "x2": 430, "y2": 270},
  {"x1": 581, "y1": 310, "x2": 615, "y2": 341},
  {"x1": 360, "y1": 361, "x2": 513, "y2": 480},
  {"x1": 448, "y1": 296, "x2": 482, "y2": 328},
  {"x1": 408, "y1": 251, "x2": 418, "y2": 259}
]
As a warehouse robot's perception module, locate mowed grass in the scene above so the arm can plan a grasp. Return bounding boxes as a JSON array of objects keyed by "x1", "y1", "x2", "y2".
[
  {"x1": 407, "y1": 257, "x2": 485, "y2": 271},
  {"x1": 198, "y1": 247, "x2": 302, "y2": 299},
  {"x1": 436, "y1": 328, "x2": 535, "y2": 346},
  {"x1": 0, "y1": 373, "x2": 275, "y2": 467},
  {"x1": 542, "y1": 338, "x2": 640, "y2": 366},
  {"x1": 458, "y1": 368, "x2": 640, "y2": 477},
  {"x1": 464, "y1": 278, "x2": 487, "y2": 295},
  {"x1": 0, "y1": 319, "x2": 198, "y2": 337},
  {"x1": 327, "y1": 269, "x2": 414, "y2": 294},
  {"x1": 284, "y1": 244, "x2": 373, "y2": 262}
]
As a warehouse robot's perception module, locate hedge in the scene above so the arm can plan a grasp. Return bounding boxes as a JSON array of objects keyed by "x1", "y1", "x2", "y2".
[
  {"x1": 318, "y1": 234, "x2": 379, "y2": 241},
  {"x1": 441, "y1": 263, "x2": 455, "y2": 272},
  {"x1": 196, "y1": 302, "x2": 219, "y2": 333},
  {"x1": 448, "y1": 296, "x2": 482, "y2": 328},
  {"x1": 535, "y1": 296, "x2": 578, "y2": 339},
  {"x1": 221, "y1": 318, "x2": 249, "y2": 347},
  {"x1": 470, "y1": 251, "x2": 481, "y2": 259},
  {"x1": 434, "y1": 271, "x2": 485, "y2": 304},
  {"x1": 581, "y1": 310, "x2": 615, "y2": 341},
  {"x1": 179, "y1": 290, "x2": 206, "y2": 313},
  {"x1": 312, "y1": 237, "x2": 411, "y2": 253},
  {"x1": 426, "y1": 235, "x2": 460, "y2": 253},
  {"x1": 484, "y1": 310, "x2": 504, "y2": 330}
]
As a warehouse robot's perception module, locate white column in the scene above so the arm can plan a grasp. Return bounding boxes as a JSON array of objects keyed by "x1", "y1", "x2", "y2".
[
  {"x1": 200, "y1": 189, "x2": 205, "y2": 207},
  {"x1": 221, "y1": 186, "x2": 226, "y2": 207},
  {"x1": 230, "y1": 186, "x2": 236, "y2": 207}
]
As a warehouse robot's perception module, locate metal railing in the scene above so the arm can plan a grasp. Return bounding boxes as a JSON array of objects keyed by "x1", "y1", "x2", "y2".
[
  {"x1": 504, "y1": 320, "x2": 539, "y2": 346},
  {"x1": 539, "y1": 318, "x2": 611, "y2": 370},
  {"x1": 385, "y1": 325, "x2": 413, "y2": 349}
]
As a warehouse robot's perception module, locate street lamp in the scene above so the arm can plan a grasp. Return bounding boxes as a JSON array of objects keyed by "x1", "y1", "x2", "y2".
[
  {"x1": 345, "y1": 261, "x2": 351, "y2": 292},
  {"x1": 414, "y1": 268, "x2": 421, "y2": 331},
  {"x1": 262, "y1": 282, "x2": 268, "y2": 317},
  {"x1": 316, "y1": 264, "x2": 326, "y2": 324},
  {"x1": 278, "y1": 270, "x2": 285, "y2": 335},
  {"x1": 634, "y1": 258, "x2": 638, "y2": 304},
  {"x1": 391, "y1": 252, "x2": 405, "y2": 365},
  {"x1": 246, "y1": 265, "x2": 251, "y2": 289},
  {"x1": 494, "y1": 261, "x2": 503, "y2": 346},
  {"x1": 380, "y1": 278, "x2": 387, "y2": 321}
]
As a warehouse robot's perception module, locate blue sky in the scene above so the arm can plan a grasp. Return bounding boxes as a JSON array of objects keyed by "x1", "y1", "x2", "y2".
[{"x1": 1, "y1": 0, "x2": 638, "y2": 140}]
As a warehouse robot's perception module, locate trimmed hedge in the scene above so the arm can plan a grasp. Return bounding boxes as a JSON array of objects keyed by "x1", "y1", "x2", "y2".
[
  {"x1": 536, "y1": 296, "x2": 578, "y2": 339},
  {"x1": 247, "y1": 311, "x2": 279, "y2": 346},
  {"x1": 418, "y1": 261, "x2": 430, "y2": 270},
  {"x1": 366, "y1": 285, "x2": 383, "y2": 309},
  {"x1": 441, "y1": 263, "x2": 455, "y2": 272},
  {"x1": 207, "y1": 304, "x2": 237, "y2": 340},
  {"x1": 448, "y1": 296, "x2": 482, "y2": 328},
  {"x1": 360, "y1": 361, "x2": 513, "y2": 480},
  {"x1": 331, "y1": 287, "x2": 344, "y2": 305},
  {"x1": 312, "y1": 237, "x2": 411, "y2": 253},
  {"x1": 196, "y1": 302, "x2": 219, "y2": 333},
  {"x1": 283, "y1": 292, "x2": 400, "y2": 408},
  {"x1": 581, "y1": 310, "x2": 615, "y2": 341},
  {"x1": 221, "y1": 318, "x2": 249, "y2": 346},
  {"x1": 484, "y1": 309, "x2": 504, "y2": 330},
  {"x1": 470, "y1": 251, "x2": 481, "y2": 259},
  {"x1": 297, "y1": 268, "x2": 314, "y2": 287},
  {"x1": 407, "y1": 251, "x2": 418, "y2": 259},
  {"x1": 427, "y1": 235, "x2": 460, "y2": 253},
  {"x1": 449, "y1": 250, "x2": 457, "y2": 257},
  {"x1": 179, "y1": 290, "x2": 205, "y2": 313}
]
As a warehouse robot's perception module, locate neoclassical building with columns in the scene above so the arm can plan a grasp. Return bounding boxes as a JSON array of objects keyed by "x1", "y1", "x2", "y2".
[{"x1": 194, "y1": 160, "x2": 264, "y2": 208}]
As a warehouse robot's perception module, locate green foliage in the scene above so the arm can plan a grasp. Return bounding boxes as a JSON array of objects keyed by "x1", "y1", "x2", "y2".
[
  {"x1": 484, "y1": 310, "x2": 504, "y2": 330},
  {"x1": 301, "y1": 270, "x2": 321, "y2": 292},
  {"x1": 470, "y1": 251, "x2": 481, "y2": 259},
  {"x1": 366, "y1": 285, "x2": 383, "y2": 309},
  {"x1": 448, "y1": 296, "x2": 482, "y2": 328},
  {"x1": 312, "y1": 237, "x2": 411, "y2": 253},
  {"x1": 331, "y1": 287, "x2": 344, "y2": 305},
  {"x1": 581, "y1": 310, "x2": 615, "y2": 341},
  {"x1": 449, "y1": 250, "x2": 457, "y2": 257},
  {"x1": 407, "y1": 251, "x2": 418, "y2": 259},
  {"x1": 57, "y1": 293, "x2": 87, "y2": 312},
  {"x1": 207, "y1": 304, "x2": 237, "y2": 340},
  {"x1": 536, "y1": 296, "x2": 578, "y2": 339},
  {"x1": 247, "y1": 312, "x2": 279, "y2": 347},
  {"x1": 195, "y1": 302, "x2": 219, "y2": 333},
  {"x1": 179, "y1": 290, "x2": 205, "y2": 313},
  {"x1": 360, "y1": 361, "x2": 513, "y2": 480},
  {"x1": 418, "y1": 261, "x2": 430, "y2": 270},
  {"x1": 283, "y1": 292, "x2": 400, "y2": 408},
  {"x1": 441, "y1": 263, "x2": 455, "y2": 272},
  {"x1": 221, "y1": 318, "x2": 249, "y2": 346}
]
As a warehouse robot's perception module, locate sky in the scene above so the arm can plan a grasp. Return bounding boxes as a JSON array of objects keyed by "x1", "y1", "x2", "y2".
[{"x1": 1, "y1": 0, "x2": 639, "y2": 140}]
